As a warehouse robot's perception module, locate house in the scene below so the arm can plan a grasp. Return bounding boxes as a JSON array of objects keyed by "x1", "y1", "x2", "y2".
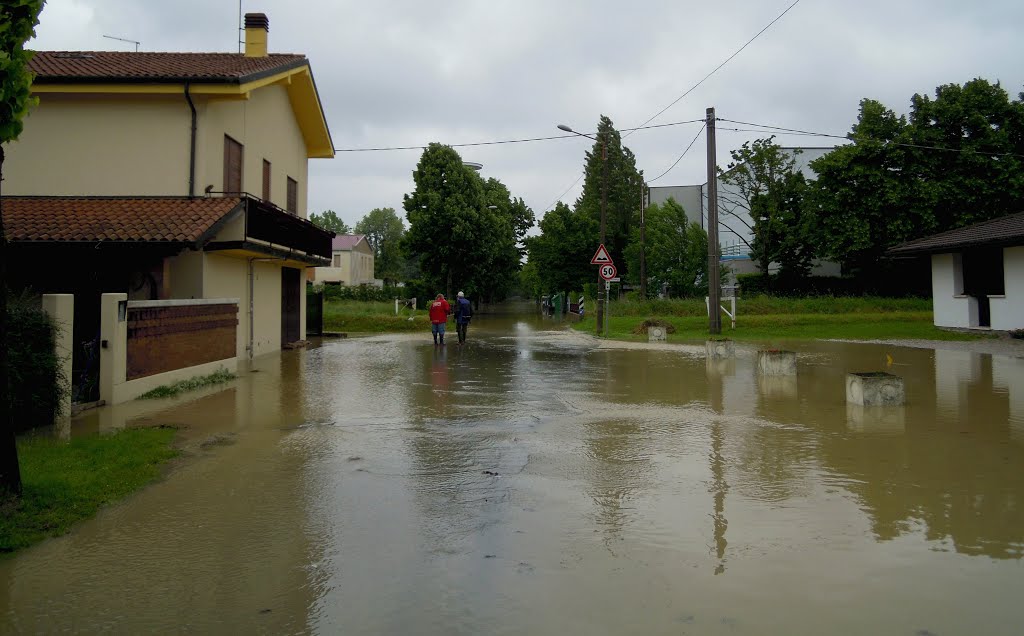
[
  {"x1": 888, "y1": 212, "x2": 1024, "y2": 331},
  {"x1": 310, "y1": 234, "x2": 376, "y2": 286},
  {"x1": 2, "y1": 12, "x2": 334, "y2": 400}
]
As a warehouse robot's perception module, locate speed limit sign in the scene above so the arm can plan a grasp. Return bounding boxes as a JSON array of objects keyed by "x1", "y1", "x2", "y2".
[{"x1": 599, "y1": 264, "x2": 617, "y2": 281}]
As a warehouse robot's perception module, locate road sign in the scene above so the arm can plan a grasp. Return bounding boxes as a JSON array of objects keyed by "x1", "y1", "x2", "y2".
[
  {"x1": 590, "y1": 244, "x2": 613, "y2": 265},
  {"x1": 599, "y1": 263, "x2": 617, "y2": 281}
]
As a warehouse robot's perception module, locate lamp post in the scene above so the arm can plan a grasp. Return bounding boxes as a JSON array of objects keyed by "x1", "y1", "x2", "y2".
[{"x1": 558, "y1": 123, "x2": 607, "y2": 337}]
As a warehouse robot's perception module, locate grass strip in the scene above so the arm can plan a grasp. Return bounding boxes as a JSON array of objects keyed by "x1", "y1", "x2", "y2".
[
  {"x1": 324, "y1": 299, "x2": 427, "y2": 334},
  {"x1": 1, "y1": 428, "x2": 178, "y2": 555},
  {"x1": 137, "y1": 369, "x2": 236, "y2": 400}
]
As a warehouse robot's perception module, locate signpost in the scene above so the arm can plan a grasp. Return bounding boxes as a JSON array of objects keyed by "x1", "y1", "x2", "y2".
[{"x1": 590, "y1": 244, "x2": 616, "y2": 336}]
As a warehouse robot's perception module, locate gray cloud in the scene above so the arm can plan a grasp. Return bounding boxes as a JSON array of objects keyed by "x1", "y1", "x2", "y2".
[{"x1": 30, "y1": 0, "x2": 1024, "y2": 229}]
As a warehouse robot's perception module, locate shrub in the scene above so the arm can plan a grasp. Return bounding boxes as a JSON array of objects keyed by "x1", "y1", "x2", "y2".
[{"x1": 7, "y1": 292, "x2": 66, "y2": 432}]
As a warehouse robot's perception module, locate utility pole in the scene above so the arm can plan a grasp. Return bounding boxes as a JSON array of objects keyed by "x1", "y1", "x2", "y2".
[
  {"x1": 597, "y1": 133, "x2": 608, "y2": 336},
  {"x1": 639, "y1": 182, "x2": 647, "y2": 300},
  {"x1": 706, "y1": 107, "x2": 722, "y2": 334}
]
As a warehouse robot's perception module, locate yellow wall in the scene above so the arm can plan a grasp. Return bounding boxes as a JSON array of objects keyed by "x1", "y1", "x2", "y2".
[
  {"x1": 203, "y1": 253, "x2": 249, "y2": 358},
  {"x1": 313, "y1": 241, "x2": 375, "y2": 285},
  {"x1": 196, "y1": 84, "x2": 309, "y2": 216},
  {"x1": 3, "y1": 93, "x2": 190, "y2": 195},
  {"x1": 168, "y1": 249, "x2": 205, "y2": 299}
]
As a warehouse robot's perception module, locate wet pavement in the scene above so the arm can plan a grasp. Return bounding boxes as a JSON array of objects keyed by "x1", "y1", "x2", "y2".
[{"x1": 3, "y1": 306, "x2": 1024, "y2": 634}]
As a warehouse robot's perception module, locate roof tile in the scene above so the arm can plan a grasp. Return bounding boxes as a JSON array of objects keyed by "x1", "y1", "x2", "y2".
[
  {"x1": 888, "y1": 212, "x2": 1024, "y2": 255},
  {"x1": 29, "y1": 51, "x2": 307, "y2": 84},
  {"x1": 3, "y1": 196, "x2": 243, "y2": 244}
]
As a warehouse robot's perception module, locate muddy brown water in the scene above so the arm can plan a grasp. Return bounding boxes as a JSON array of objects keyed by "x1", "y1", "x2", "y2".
[{"x1": 3, "y1": 308, "x2": 1023, "y2": 634}]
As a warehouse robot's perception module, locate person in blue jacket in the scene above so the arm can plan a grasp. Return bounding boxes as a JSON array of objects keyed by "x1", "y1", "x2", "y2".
[{"x1": 454, "y1": 291, "x2": 473, "y2": 344}]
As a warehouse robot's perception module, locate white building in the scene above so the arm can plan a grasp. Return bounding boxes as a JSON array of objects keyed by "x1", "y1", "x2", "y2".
[{"x1": 889, "y1": 212, "x2": 1024, "y2": 331}]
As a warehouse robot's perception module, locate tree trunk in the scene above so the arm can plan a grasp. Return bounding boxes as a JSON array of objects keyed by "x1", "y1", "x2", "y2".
[{"x1": 0, "y1": 145, "x2": 23, "y2": 497}]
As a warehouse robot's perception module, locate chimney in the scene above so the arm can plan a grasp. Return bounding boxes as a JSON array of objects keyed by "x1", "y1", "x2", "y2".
[{"x1": 244, "y1": 13, "x2": 269, "y2": 57}]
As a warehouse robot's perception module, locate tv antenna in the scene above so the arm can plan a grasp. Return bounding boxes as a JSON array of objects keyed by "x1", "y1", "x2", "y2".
[{"x1": 103, "y1": 35, "x2": 140, "y2": 52}]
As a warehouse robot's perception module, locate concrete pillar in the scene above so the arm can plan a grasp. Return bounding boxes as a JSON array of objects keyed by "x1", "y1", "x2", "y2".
[
  {"x1": 705, "y1": 339, "x2": 734, "y2": 359},
  {"x1": 99, "y1": 293, "x2": 128, "y2": 405},
  {"x1": 756, "y1": 350, "x2": 797, "y2": 375},
  {"x1": 846, "y1": 372, "x2": 905, "y2": 406},
  {"x1": 648, "y1": 326, "x2": 667, "y2": 342},
  {"x1": 41, "y1": 294, "x2": 74, "y2": 428}
]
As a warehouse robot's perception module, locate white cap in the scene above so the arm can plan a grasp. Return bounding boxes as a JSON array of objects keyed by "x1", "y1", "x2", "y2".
[{"x1": 457, "y1": 291, "x2": 464, "y2": 297}]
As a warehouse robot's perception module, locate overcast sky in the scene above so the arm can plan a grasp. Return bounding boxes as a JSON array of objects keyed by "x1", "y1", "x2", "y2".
[{"x1": 29, "y1": 0, "x2": 1024, "y2": 230}]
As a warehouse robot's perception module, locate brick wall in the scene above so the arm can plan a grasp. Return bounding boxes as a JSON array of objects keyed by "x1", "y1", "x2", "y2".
[{"x1": 126, "y1": 303, "x2": 238, "y2": 380}]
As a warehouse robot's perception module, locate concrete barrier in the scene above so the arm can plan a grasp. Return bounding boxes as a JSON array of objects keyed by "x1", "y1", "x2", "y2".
[
  {"x1": 648, "y1": 326, "x2": 667, "y2": 342},
  {"x1": 757, "y1": 350, "x2": 797, "y2": 376},
  {"x1": 846, "y1": 372, "x2": 905, "y2": 406},
  {"x1": 705, "y1": 339, "x2": 734, "y2": 359}
]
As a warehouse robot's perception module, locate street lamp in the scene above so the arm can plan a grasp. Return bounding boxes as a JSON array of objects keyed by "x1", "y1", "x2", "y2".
[{"x1": 558, "y1": 123, "x2": 608, "y2": 337}]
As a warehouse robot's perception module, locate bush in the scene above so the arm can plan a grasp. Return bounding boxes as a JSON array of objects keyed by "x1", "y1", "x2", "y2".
[
  {"x1": 309, "y1": 283, "x2": 405, "y2": 303},
  {"x1": 7, "y1": 292, "x2": 66, "y2": 432}
]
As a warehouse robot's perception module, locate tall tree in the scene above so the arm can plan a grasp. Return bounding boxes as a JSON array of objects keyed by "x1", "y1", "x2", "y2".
[
  {"x1": 403, "y1": 143, "x2": 487, "y2": 298},
  {"x1": 623, "y1": 199, "x2": 708, "y2": 297},
  {"x1": 573, "y1": 115, "x2": 644, "y2": 273},
  {"x1": 355, "y1": 207, "x2": 404, "y2": 285},
  {"x1": 308, "y1": 209, "x2": 350, "y2": 234},
  {"x1": 525, "y1": 202, "x2": 598, "y2": 294},
  {"x1": 718, "y1": 137, "x2": 812, "y2": 280},
  {"x1": 1, "y1": 0, "x2": 45, "y2": 497}
]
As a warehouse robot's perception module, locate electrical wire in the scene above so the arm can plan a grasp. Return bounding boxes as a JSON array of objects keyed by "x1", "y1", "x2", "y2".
[
  {"x1": 333, "y1": 118, "x2": 704, "y2": 153},
  {"x1": 647, "y1": 123, "x2": 707, "y2": 183},
  {"x1": 624, "y1": 0, "x2": 801, "y2": 138}
]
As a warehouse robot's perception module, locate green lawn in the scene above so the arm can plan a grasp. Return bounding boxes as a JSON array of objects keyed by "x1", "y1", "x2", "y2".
[
  {"x1": 1, "y1": 428, "x2": 178, "y2": 555},
  {"x1": 323, "y1": 299, "x2": 427, "y2": 333}
]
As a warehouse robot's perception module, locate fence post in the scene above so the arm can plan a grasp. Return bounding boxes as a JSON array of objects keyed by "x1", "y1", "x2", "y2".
[{"x1": 99, "y1": 293, "x2": 128, "y2": 405}]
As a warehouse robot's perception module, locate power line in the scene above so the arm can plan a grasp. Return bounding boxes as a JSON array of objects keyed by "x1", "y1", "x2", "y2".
[
  {"x1": 544, "y1": 174, "x2": 584, "y2": 213},
  {"x1": 333, "y1": 118, "x2": 704, "y2": 153},
  {"x1": 718, "y1": 118, "x2": 1024, "y2": 158},
  {"x1": 648, "y1": 123, "x2": 707, "y2": 183},
  {"x1": 624, "y1": 0, "x2": 801, "y2": 138}
]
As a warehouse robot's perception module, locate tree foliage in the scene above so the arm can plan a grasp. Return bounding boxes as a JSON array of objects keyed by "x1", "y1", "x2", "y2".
[
  {"x1": 808, "y1": 79, "x2": 1024, "y2": 275},
  {"x1": 718, "y1": 137, "x2": 812, "y2": 279},
  {"x1": 623, "y1": 198, "x2": 708, "y2": 297},
  {"x1": 1, "y1": 0, "x2": 46, "y2": 497},
  {"x1": 573, "y1": 115, "x2": 644, "y2": 273},
  {"x1": 402, "y1": 144, "x2": 528, "y2": 302},
  {"x1": 354, "y1": 207, "x2": 404, "y2": 285},
  {"x1": 525, "y1": 202, "x2": 598, "y2": 294},
  {"x1": 308, "y1": 209, "x2": 350, "y2": 234}
]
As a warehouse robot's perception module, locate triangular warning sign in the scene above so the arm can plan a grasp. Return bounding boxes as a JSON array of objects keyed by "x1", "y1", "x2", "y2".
[{"x1": 590, "y1": 244, "x2": 613, "y2": 265}]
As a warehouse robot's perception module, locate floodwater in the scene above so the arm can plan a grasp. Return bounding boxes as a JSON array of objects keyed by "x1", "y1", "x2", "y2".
[{"x1": 3, "y1": 306, "x2": 1024, "y2": 635}]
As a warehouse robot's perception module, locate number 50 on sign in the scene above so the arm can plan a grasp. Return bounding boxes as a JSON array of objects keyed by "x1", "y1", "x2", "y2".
[{"x1": 599, "y1": 264, "x2": 617, "y2": 281}]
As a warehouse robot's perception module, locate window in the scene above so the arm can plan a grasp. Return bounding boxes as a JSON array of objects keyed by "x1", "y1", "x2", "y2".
[
  {"x1": 286, "y1": 177, "x2": 298, "y2": 215},
  {"x1": 262, "y1": 159, "x2": 271, "y2": 201},
  {"x1": 223, "y1": 135, "x2": 243, "y2": 193},
  {"x1": 333, "y1": 254, "x2": 341, "y2": 268}
]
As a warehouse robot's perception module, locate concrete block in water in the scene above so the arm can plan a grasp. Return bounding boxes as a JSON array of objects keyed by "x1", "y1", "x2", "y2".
[
  {"x1": 846, "y1": 372, "x2": 905, "y2": 406},
  {"x1": 705, "y1": 339, "x2": 734, "y2": 359},
  {"x1": 648, "y1": 326, "x2": 667, "y2": 342},
  {"x1": 756, "y1": 350, "x2": 797, "y2": 376}
]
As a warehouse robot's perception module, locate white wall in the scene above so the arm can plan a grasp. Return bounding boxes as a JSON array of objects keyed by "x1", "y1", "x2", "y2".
[{"x1": 990, "y1": 246, "x2": 1024, "y2": 331}]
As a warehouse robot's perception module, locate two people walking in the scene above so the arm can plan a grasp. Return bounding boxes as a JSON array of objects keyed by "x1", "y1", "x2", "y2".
[{"x1": 428, "y1": 291, "x2": 473, "y2": 346}]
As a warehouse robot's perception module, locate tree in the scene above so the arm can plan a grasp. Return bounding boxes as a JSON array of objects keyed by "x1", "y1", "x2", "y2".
[
  {"x1": 573, "y1": 115, "x2": 644, "y2": 273},
  {"x1": 623, "y1": 199, "x2": 708, "y2": 297},
  {"x1": 403, "y1": 143, "x2": 487, "y2": 298},
  {"x1": 718, "y1": 137, "x2": 812, "y2": 280},
  {"x1": 355, "y1": 207, "x2": 404, "y2": 285},
  {"x1": 808, "y1": 80, "x2": 1024, "y2": 277},
  {"x1": 1, "y1": 0, "x2": 45, "y2": 497},
  {"x1": 525, "y1": 202, "x2": 598, "y2": 293},
  {"x1": 308, "y1": 209, "x2": 350, "y2": 234}
]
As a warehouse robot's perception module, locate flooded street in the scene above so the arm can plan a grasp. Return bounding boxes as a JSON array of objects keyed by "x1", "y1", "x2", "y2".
[{"x1": 3, "y1": 308, "x2": 1024, "y2": 634}]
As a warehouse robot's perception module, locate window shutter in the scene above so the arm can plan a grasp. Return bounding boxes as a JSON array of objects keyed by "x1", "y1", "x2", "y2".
[
  {"x1": 287, "y1": 177, "x2": 298, "y2": 215},
  {"x1": 262, "y1": 159, "x2": 271, "y2": 201},
  {"x1": 224, "y1": 136, "x2": 243, "y2": 193}
]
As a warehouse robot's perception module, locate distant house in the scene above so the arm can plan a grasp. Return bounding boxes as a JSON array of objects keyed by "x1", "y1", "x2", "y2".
[
  {"x1": 888, "y1": 212, "x2": 1024, "y2": 330},
  {"x1": 2, "y1": 13, "x2": 334, "y2": 367},
  {"x1": 311, "y1": 234, "x2": 376, "y2": 286}
]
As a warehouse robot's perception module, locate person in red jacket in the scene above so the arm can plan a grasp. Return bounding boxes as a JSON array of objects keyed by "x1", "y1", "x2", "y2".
[{"x1": 428, "y1": 293, "x2": 451, "y2": 345}]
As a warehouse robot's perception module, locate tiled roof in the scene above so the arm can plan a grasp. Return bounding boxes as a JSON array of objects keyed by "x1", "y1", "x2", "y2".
[
  {"x1": 3, "y1": 196, "x2": 244, "y2": 244},
  {"x1": 332, "y1": 234, "x2": 366, "y2": 251},
  {"x1": 28, "y1": 51, "x2": 308, "y2": 84},
  {"x1": 888, "y1": 212, "x2": 1024, "y2": 255}
]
